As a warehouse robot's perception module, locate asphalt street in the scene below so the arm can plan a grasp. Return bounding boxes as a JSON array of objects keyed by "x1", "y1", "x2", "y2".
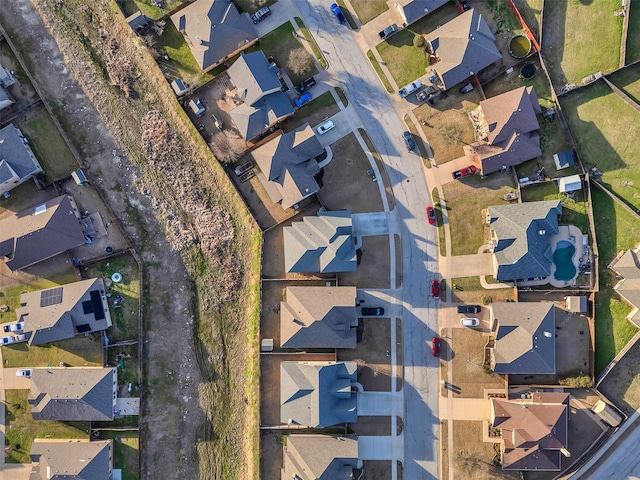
[{"x1": 292, "y1": 2, "x2": 440, "y2": 478}]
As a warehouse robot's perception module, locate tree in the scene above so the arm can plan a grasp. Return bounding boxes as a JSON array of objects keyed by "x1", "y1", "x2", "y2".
[
  {"x1": 209, "y1": 133, "x2": 244, "y2": 165},
  {"x1": 286, "y1": 47, "x2": 313, "y2": 77},
  {"x1": 413, "y1": 34, "x2": 426, "y2": 50}
]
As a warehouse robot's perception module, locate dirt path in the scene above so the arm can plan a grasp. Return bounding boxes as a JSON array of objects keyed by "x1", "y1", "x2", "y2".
[{"x1": 0, "y1": 1, "x2": 205, "y2": 478}]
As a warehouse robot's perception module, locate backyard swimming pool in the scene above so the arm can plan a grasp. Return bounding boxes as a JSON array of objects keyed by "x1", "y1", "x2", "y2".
[{"x1": 553, "y1": 240, "x2": 577, "y2": 281}]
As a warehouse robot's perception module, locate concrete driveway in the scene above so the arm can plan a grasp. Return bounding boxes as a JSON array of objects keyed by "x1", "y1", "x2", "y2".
[
  {"x1": 358, "y1": 435, "x2": 405, "y2": 460},
  {"x1": 357, "y1": 391, "x2": 403, "y2": 417},
  {"x1": 352, "y1": 212, "x2": 399, "y2": 236},
  {"x1": 432, "y1": 156, "x2": 477, "y2": 185},
  {"x1": 448, "y1": 253, "x2": 494, "y2": 278},
  {"x1": 3, "y1": 368, "x2": 31, "y2": 389},
  {"x1": 356, "y1": 289, "x2": 402, "y2": 318}
]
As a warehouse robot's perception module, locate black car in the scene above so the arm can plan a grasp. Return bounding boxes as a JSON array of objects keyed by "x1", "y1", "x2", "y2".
[
  {"x1": 251, "y1": 6, "x2": 271, "y2": 23},
  {"x1": 403, "y1": 131, "x2": 416, "y2": 151},
  {"x1": 295, "y1": 77, "x2": 317, "y2": 95},
  {"x1": 460, "y1": 0, "x2": 470, "y2": 11},
  {"x1": 361, "y1": 307, "x2": 384, "y2": 316},
  {"x1": 457, "y1": 304, "x2": 481, "y2": 314}
]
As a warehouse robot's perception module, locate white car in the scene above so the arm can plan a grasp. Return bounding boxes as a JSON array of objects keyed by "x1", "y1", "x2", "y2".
[
  {"x1": 317, "y1": 120, "x2": 335, "y2": 135},
  {"x1": 3, "y1": 322, "x2": 24, "y2": 333},
  {"x1": 460, "y1": 317, "x2": 480, "y2": 327},
  {"x1": 16, "y1": 368, "x2": 32, "y2": 377},
  {"x1": 0, "y1": 336, "x2": 15, "y2": 345}
]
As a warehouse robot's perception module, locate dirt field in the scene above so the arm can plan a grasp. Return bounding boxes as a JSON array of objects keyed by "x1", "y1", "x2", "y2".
[{"x1": 1, "y1": 2, "x2": 261, "y2": 479}]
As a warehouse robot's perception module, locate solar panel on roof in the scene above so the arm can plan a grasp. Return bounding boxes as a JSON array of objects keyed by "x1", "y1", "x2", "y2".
[
  {"x1": 90, "y1": 290, "x2": 105, "y2": 321},
  {"x1": 40, "y1": 287, "x2": 64, "y2": 307},
  {"x1": 82, "y1": 300, "x2": 94, "y2": 315}
]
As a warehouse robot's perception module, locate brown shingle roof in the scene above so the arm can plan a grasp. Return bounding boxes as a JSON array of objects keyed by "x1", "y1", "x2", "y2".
[
  {"x1": 0, "y1": 195, "x2": 86, "y2": 271},
  {"x1": 491, "y1": 393, "x2": 569, "y2": 471}
]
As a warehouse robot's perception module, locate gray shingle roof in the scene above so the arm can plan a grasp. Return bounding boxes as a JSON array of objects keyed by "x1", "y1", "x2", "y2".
[
  {"x1": 0, "y1": 195, "x2": 86, "y2": 271},
  {"x1": 281, "y1": 286, "x2": 357, "y2": 349},
  {"x1": 0, "y1": 87, "x2": 13, "y2": 111},
  {"x1": 227, "y1": 51, "x2": 294, "y2": 139},
  {"x1": 252, "y1": 124, "x2": 323, "y2": 208},
  {"x1": 488, "y1": 200, "x2": 562, "y2": 282},
  {"x1": 395, "y1": 0, "x2": 449, "y2": 25},
  {"x1": 0, "y1": 124, "x2": 43, "y2": 188},
  {"x1": 17, "y1": 278, "x2": 112, "y2": 346},
  {"x1": 0, "y1": 63, "x2": 15, "y2": 87},
  {"x1": 491, "y1": 393, "x2": 569, "y2": 471},
  {"x1": 282, "y1": 434, "x2": 360, "y2": 480},
  {"x1": 473, "y1": 87, "x2": 542, "y2": 174},
  {"x1": 281, "y1": 361, "x2": 357, "y2": 427},
  {"x1": 491, "y1": 302, "x2": 556, "y2": 374},
  {"x1": 28, "y1": 367, "x2": 117, "y2": 421},
  {"x1": 284, "y1": 210, "x2": 357, "y2": 273},
  {"x1": 428, "y1": 9, "x2": 501, "y2": 89},
  {"x1": 30, "y1": 439, "x2": 112, "y2": 480},
  {"x1": 170, "y1": 0, "x2": 257, "y2": 71}
]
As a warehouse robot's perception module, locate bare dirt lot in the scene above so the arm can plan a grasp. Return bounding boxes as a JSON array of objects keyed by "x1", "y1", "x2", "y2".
[{"x1": 1, "y1": 2, "x2": 260, "y2": 479}]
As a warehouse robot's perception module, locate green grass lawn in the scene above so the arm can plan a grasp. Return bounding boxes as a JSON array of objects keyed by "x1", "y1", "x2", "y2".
[
  {"x1": 626, "y1": 0, "x2": 640, "y2": 64},
  {"x1": 156, "y1": 20, "x2": 215, "y2": 85},
  {"x1": 432, "y1": 188, "x2": 447, "y2": 257},
  {"x1": 84, "y1": 253, "x2": 140, "y2": 342},
  {"x1": 366, "y1": 50, "x2": 393, "y2": 93},
  {"x1": 591, "y1": 187, "x2": 640, "y2": 373},
  {"x1": 99, "y1": 430, "x2": 140, "y2": 480},
  {"x1": 487, "y1": 0, "x2": 524, "y2": 35},
  {"x1": 442, "y1": 175, "x2": 516, "y2": 255},
  {"x1": 520, "y1": 181, "x2": 588, "y2": 234},
  {"x1": 4, "y1": 390, "x2": 89, "y2": 464},
  {"x1": 295, "y1": 17, "x2": 327, "y2": 70},
  {"x1": 349, "y1": 0, "x2": 388, "y2": 24},
  {"x1": 608, "y1": 63, "x2": 640, "y2": 105},
  {"x1": 107, "y1": 344, "x2": 139, "y2": 387},
  {"x1": 561, "y1": 80, "x2": 640, "y2": 211},
  {"x1": 248, "y1": 21, "x2": 318, "y2": 85},
  {"x1": 513, "y1": 0, "x2": 543, "y2": 39},
  {"x1": 2, "y1": 334, "x2": 104, "y2": 368},
  {"x1": 14, "y1": 106, "x2": 79, "y2": 182},
  {"x1": 376, "y1": 30, "x2": 427, "y2": 88},
  {"x1": 543, "y1": 0, "x2": 622, "y2": 86}
]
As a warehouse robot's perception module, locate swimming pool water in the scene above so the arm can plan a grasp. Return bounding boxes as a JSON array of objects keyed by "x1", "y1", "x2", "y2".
[{"x1": 553, "y1": 240, "x2": 577, "y2": 281}]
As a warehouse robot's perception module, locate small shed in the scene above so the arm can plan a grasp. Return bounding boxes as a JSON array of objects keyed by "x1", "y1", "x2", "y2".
[
  {"x1": 126, "y1": 11, "x2": 152, "y2": 35},
  {"x1": 189, "y1": 99, "x2": 205, "y2": 116},
  {"x1": 554, "y1": 150, "x2": 575, "y2": 170},
  {"x1": 71, "y1": 168, "x2": 89, "y2": 186},
  {"x1": 558, "y1": 174, "x2": 582, "y2": 193},
  {"x1": 565, "y1": 296, "x2": 587, "y2": 313},
  {"x1": 171, "y1": 79, "x2": 188, "y2": 97}
]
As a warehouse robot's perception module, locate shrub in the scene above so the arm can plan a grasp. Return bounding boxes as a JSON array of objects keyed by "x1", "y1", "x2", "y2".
[
  {"x1": 481, "y1": 295, "x2": 492, "y2": 305},
  {"x1": 558, "y1": 374, "x2": 593, "y2": 388},
  {"x1": 413, "y1": 34, "x2": 426, "y2": 50}
]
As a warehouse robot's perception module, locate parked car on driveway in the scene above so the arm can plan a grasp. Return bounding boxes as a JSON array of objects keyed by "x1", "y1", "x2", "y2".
[
  {"x1": 431, "y1": 337, "x2": 441, "y2": 357},
  {"x1": 398, "y1": 81, "x2": 422, "y2": 98},
  {"x1": 317, "y1": 120, "x2": 335, "y2": 135},
  {"x1": 330, "y1": 3, "x2": 346, "y2": 24},
  {"x1": 295, "y1": 92, "x2": 312, "y2": 107},
  {"x1": 403, "y1": 131, "x2": 415, "y2": 151},
  {"x1": 452, "y1": 165, "x2": 478, "y2": 180},
  {"x1": 378, "y1": 24, "x2": 399, "y2": 40},
  {"x1": 431, "y1": 280, "x2": 440, "y2": 299},
  {"x1": 457, "y1": 305, "x2": 481, "y2": 314},
  {"x1": 251, "y1": 6, "x2": 271, "y2": 23},
  {"x1": 426, "y1": 206, "x2": 437, "y2": 225},
  {"x1": 295, "y1": 76, "x2": 316, "y2": 95},
  {"x1": 3, "y1": 322, "x2": 24, "y2": 333},
  {"x1": 0, "y1": 336, "x2": 15, "y2": 345},
  {"x1": 361, "y1": 307, "x2": 384, "y2": 316},
  {"x1": 16, "y1": 368, "x2": 32, "y2": 377},
  {"x1": 460, "y1": 317, "x2": 480, "y2": 327}
]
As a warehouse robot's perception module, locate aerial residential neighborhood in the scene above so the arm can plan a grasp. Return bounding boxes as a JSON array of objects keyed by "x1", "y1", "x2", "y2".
[{"x1": 1, "y1": 0, "x2": 640, "y2": 479}]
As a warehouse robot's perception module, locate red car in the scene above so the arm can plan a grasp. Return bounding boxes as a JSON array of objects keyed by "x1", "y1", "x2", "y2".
[
  {"x1": 431, "y1": 280, "x2": 440, "y2": 299},
  {"x1": 452, "y1": 165, "x2": 478, "y2": 180},
  {"x1": 431, "y1": 337, "x2": 441, "y2": 357},
  {"x1": 426, "y1": 206, "x2": 437, "y2": 225}
]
